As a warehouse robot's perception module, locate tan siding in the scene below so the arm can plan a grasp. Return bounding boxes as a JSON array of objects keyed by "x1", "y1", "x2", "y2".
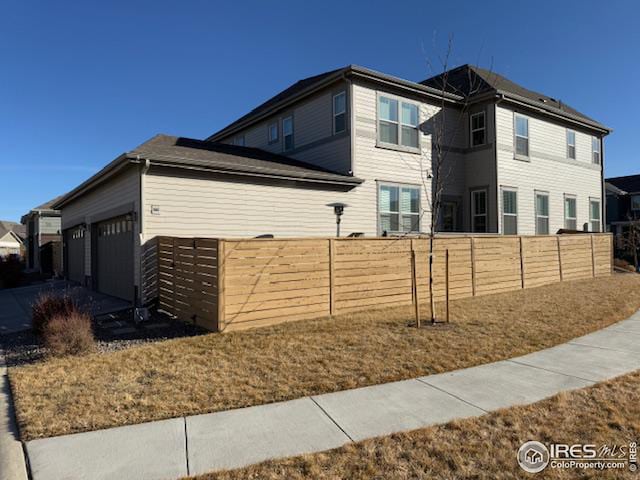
[
  {"x1": 495, "y1": 105, "x2": 602, "y2": 235},
  {"x1": 61, "y1": 167, "x2": 140, "y2": 285}
]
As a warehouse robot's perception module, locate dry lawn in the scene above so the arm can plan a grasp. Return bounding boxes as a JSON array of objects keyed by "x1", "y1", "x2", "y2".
[
  {"x1": 194, "y1": 369, "x2": 640, "y2": 480},
  {"x1": 10, "y1": 275, "x2": 640, "y2": 441}
]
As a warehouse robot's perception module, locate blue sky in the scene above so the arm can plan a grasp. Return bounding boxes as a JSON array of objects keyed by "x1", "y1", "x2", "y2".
[{"x1": 1, "y1": 0, "x2": 638, "y2": 222}]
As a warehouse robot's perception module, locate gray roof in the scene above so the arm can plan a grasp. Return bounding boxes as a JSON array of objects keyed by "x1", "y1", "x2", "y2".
[
  {"x1": 0, "y1": 221, "x2": 25, "y2": 241},
  {"x1": 421, "y1": 65, "x2": 609, "y2": 132},
  {"x1": 54, "y1": 134, "x2": 362, "y2": 209},
  {"x1": 209, "y1": 64, "x2": 609, "y2": 142},
  {"x1": 130, "y1": 135, "x2": 362, "y2": 185},
  {"x1": 606, "y1": 174, "x2": 640, "y2": 194}
]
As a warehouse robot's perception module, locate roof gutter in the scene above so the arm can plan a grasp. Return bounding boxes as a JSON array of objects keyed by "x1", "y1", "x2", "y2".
[
  {"x1": 53, "y1": 154, "x2": 139, "y2": 209},
  {"x1": 146, "y1": 159, "x2": 363, "y2": 187},
  {"x1": 497, "y1": 91, "x2": 611, "y2": 135}
]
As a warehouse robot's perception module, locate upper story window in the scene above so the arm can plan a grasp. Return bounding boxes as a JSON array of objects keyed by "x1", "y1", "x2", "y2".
[
  {"x1": 378, "y1": 183, "x2": 420, "y2": 234},
  {"x1": 470, "y1": 111, "x2": 486, "y2": 147},
  {"x1": 283, "y1": 116, "x2": 294, "y2": 151},
  {"x1": 471, "y1": 189, "x2": 488, "y2": 233},
  {"x1": 589, "y1": 198, "x2": 601, "y2": 232},
  {"x1": 268, "y1": 122, "x2": 279, "y2": 144},
  {"x1": 233, "y1": 135, "x2": 245, "y2": 146},
  {"x1": 378, "y1": 95, "x2": 419, "y2": 149},
  {"x1": 564, "y1": 195, "x2": 577, "y2": 230},
  {"x1": 592, "y1": 137, "x2": 601, "y2": 165},
  {"x1": 333, "y1": 92, "x2": 346, "y2": 134},
  {"x1": 501, "y1": 188, "x2": 518, "y2": 235},
  {"x1": 535, "y1": 191, "x2": 550, "y2": 235},
  {"x1": 566, "y1": 130, "x2": 576, "y2": 160},
  {"x1": 631, "y1": 195, "x2": 640, "y2": 212},
  {"x1": 514, "y1": 114, "x2": 529, "y2": 157}
]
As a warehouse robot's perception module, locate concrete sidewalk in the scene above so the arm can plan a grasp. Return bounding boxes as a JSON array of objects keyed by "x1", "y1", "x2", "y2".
[{"x1": 23, "y1": 310, "x2": 640, "y2": 480}]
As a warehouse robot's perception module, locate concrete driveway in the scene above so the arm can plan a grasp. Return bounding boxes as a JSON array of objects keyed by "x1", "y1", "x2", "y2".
[{"x1": 0, "y1": 281, "x2": 131, "y2": 335}]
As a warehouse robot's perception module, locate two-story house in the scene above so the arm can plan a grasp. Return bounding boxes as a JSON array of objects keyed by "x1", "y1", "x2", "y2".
[
  {"x1": 21, "y1": 196, "x2": 63, "y2": 274},
  {"x1": 53, "y1": 64, "x2": 610, "y2": 304}
]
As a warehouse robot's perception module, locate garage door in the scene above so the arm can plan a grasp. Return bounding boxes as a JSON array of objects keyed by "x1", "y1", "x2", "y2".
[
  {"x1": 96, "y1": 215, "x2": 134, "y2": 301},
  {"x1": 64, "y1": 226, "x2": 85, "y2": 283}
]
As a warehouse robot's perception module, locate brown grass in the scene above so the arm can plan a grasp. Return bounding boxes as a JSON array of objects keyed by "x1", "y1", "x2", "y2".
[
  {"x1": 10, "y1": 275, "x2": 640, "y2": 441},
  {"x1": 194, "y1": 369, "x2": 640, "y2": 480}
]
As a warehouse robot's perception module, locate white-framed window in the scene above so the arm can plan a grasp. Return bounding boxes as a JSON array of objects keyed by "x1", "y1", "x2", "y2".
[
  {"x1": 471, "y1": 188, "x2": 488, "y2": 233},
  {"x1": 514, "y1": 114, "x2": 529, "y2": 157},
  {"x1": 333, "y1": 91, "x2": 346, "y2": 134},
  {"x1": 283, "y1": 116, "x2": 294, "y2": 151},
  {"x1": 502, "y1": 188, "x2": 518, "y2": 235},
  {"x1": 233, "y1": 135, "x2": 245, "y2": 146},
  {"x1": 632, "y1": 195, "x2": 640, "y2": 212},
  {"x1": 592, "y1": 137, "x2": 601, "y2": 165},
  {"x1": 589, "y1": 198, "x2": 601, "y2": 232},
  {"x1": 470, "y1": 111, "x2": 486, "y2": 147},
  {"x1": 378, "y1": 95, "x2": 419, "y2": 149},
  {"x1": 566, "y1": 130, "x2": 576, "y2": 159},
  {"x1": 268, "y1": 122, "x2": 279, "y2": 144},
  {"x1": 564, "y1": 195, "x2": 577, "y2": 230},
  {"x1": 535, "y1": 191, "x2": 550, "y2": 235},
  {"x1": 378, "y1": 183, "x2": 420, "y2": 234}
]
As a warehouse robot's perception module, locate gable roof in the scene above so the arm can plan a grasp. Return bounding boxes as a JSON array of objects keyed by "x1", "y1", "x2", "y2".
[
  {"x1": 0, "y1": 221, "x2": 25, "y2": 241},
  {"x1": 421, "y1": 65, "x2": 608, "y2": 132},
  {"x1": 54, "y1": 134, "x2": 363, "y2": 209},
  {"x1": 606, "y1": 174, "x2": 640, "y2": 194},
  {"x1": 209, "y1": 64, "x2": 609, "y2": 142}
]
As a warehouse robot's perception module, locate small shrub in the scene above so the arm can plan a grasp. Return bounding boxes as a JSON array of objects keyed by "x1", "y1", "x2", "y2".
[
  {"x1": 32, "y1": 292, "x2": 77, "y2": 336},
  {"x1": 43, "y1": 311, "x2": 95, "y2": 357}
]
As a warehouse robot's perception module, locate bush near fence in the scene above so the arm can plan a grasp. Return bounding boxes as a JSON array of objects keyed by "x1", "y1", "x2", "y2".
[{"x1": 155, "y1": 234, "x2": 612, "y2": 332}]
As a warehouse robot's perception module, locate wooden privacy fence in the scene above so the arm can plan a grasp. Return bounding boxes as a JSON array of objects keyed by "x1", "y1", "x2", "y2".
[{"x1": 156, "y1": 234, "x2": 613, "y2": 332}]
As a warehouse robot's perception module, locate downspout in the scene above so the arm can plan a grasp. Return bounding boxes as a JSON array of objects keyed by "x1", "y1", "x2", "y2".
[
  {"x1": 138, "y1": 157, "x2": 150, "y2": 307},
  {"x1": 346, "y1": 72, "x2": 356, "y2": 177},
  {"x1": 601, "y1": 136, "x2": 606, "y2": 233},
  {"x1": 494, "y1": 94, "x2": 505, "y2": 233}
]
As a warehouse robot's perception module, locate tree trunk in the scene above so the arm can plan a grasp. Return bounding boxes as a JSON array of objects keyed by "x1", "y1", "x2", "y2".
[{"x1": 429, "y1": 234, "x2": 436, "y2": 323}]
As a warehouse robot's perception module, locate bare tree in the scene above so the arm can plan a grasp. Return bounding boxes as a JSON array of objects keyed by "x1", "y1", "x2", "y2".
[
  {"x1": 418, "y1": 36, "x2": 491, "y2": 325},
  {"x1": 621, "y1": 214, "x2": 640, "y2": 271}
]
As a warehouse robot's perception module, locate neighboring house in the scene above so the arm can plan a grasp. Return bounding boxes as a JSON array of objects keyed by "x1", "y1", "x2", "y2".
[
  {"x1": 605, "y1": 174, "x2": 640, "y2": 252},
  {"x1": 0, "y1": 221, "x2": 25, "y2": 258},
  {"x1": 53, "y1": 64, "x2": 609, "y2": 304},
  {"x1": 21, "y1": 196, "x2": 63, "y2": 274}
]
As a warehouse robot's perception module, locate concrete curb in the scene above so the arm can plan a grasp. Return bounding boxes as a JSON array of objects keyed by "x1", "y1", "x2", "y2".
[{"x1": 21, "y1": 310, "x2": 640, "y2": 480}]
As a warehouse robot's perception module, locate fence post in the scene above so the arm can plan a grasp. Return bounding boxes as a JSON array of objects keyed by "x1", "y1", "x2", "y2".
[
  {"x1": 556, "y1": 235, "x2": 564, "y2": 281},
  {"x1": 590, "y1": 234, "x2": 596, "y2": 277},
  {"x1": 410, "y1": 239, "x2": 420, "y2": 328},
  {"x1": 445, "y1": 248, "x2": 450, "y2": 323},
  {"x1": 519, "y1": 236, "x2": 525, "y2": 289},
  {"x1": 329, "y1": 239, "x2": 335, "y2": 316},
  {"x1": 217, "y1": 239, "x2": 226, "y2": 332},
  {"x1": 470, "y1": 237, "x2": 477, "y2": 296}
]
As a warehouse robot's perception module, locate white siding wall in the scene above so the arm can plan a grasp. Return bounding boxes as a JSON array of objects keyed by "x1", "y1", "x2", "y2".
[
  {"x1": 220, "y1": 83, "x2": 351, "y2": 174},
  {"x1": 495, "y1": 105, "x2": 602, "y2": 235},
  {"x1": 61, "y1": 167, "x2": 140, "y2": 284},
  {"x1": 142, "y1": 169, "x2": 367, "y2": 238}
]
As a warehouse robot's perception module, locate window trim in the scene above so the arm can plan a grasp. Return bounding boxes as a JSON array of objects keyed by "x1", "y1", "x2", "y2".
[
  {"x1": 470, "y1": 188, "x2": 489, "y2": 233},
  {"x1": 513, "y1": 113, "x2": 530, "y2": 160},
  {"x1": 376, "y1": 181, "x2": 421, "y2": 235},
  {"x1": 566, "y1": 129, "x2": 576, "y2": 160},
  {"x1": 589, "y1": 197, "x2": 601, "y2": 232},
  {"x1": 535, "y1": 190, "x2": 550, "y2": 235},
  {"x1": 332, "y1": 91, "x2": 346, "y2": 135},
  {"x1": 282, "y1": 115, "x2": 294, "y2": 152},
  {"x1": 592, "y1": 136, "x2": 601, "y2": 165},
  {"x1": 564, "y1": 194, "x2": 577, "y2": 230},
  {"x1": 470, "y1": 111, "x2": 486, "y2": 147},
  {"x1": 501, "y1": 187, "x2": 518, "y2": 235},
  {"x1": 376, "y1": 92, "x2": 421, "y2": 154},
  {"x1": 268, "y1": 122, "x2": 279, "y2": 145}
]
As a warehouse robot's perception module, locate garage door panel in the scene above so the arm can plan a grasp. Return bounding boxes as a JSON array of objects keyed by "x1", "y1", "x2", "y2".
[
  {"x1": 65, "y1": 227, "x2": 85, "y2": 284},
  {"x1": 96, "y1": 215, "x2": 134, "y2": 301}
]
